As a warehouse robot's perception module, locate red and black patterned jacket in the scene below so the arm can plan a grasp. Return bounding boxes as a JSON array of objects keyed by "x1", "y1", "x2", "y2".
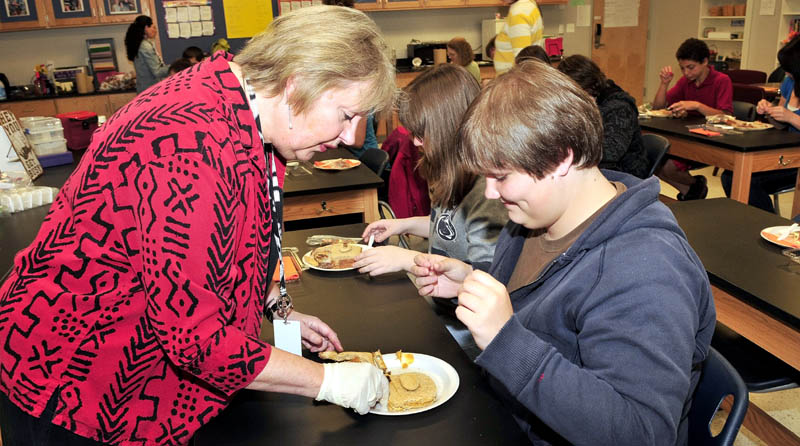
[{"x1": 0, "y1": 52, "x2": 282, "y2": 445}]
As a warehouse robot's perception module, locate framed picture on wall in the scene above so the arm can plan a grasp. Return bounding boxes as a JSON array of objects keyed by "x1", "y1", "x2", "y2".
[
  {"x1": 60, "y1": 0, "x2": 84, "y2": 12},
  {"x1": 4, "y1": 0, "x2": 30, "y2": 17},
  {"x1": 107, "y1": 0, "x2": 138, "y2": 15}
]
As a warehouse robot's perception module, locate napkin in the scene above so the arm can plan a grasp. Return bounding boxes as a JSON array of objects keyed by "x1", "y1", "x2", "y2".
[
  {"x1": 689, "y1": 128, "x2": 721, "y2": 137},
  {"x1": 273, "y1": 256, "x2": 301, "y2": 282}
]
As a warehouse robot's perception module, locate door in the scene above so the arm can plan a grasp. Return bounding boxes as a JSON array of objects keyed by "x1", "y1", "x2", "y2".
[{"x1": 591, "y1": 0, "x2": 649, "y2": 103}]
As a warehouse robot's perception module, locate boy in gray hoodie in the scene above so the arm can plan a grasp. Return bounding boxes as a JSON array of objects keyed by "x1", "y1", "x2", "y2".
[{"x1": 412, "y1": 61, "x2": 716, "y2": 446}]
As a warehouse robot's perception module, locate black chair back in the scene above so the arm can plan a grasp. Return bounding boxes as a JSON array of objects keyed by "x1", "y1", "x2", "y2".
[
  {"x1": 688, "y1": 347, "x2": 748, "y2": 446},
  {"x1": 732, "y1": 101, "x2": 756, "y2": 122},
  {"x1": 359, "y1": 148, "x2": 390, "y2": 178},
  {"x1": 768, "y1": 67, "x2": 786, "y2": 83},
  {"x1": 642, "y1": 133, "x2": 670, "y2": 177}
]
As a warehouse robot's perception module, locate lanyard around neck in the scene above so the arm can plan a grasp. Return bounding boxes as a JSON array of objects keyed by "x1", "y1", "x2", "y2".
[{"x1": 243, "y1": 77, "x2": 293, "y2": 322}]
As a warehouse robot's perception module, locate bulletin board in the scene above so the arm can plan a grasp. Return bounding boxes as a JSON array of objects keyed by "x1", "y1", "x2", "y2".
[{"x1": 155, "y1": 0, "x2": 279, "y2": 66}]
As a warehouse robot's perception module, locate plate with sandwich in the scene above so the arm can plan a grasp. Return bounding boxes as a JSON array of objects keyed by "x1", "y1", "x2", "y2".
[
  {"x1": 319, "y1": 350, "x2": 459, "y2": 415},
  {"x1": 760, "y1": 225, "x2": 800, "y2": 249},
  {"x1": 302, "y1": 242, "x2": 369, "y2": 271},
  {"x1": 313, "y1": 158, "x2": 361, "y2": 170}
]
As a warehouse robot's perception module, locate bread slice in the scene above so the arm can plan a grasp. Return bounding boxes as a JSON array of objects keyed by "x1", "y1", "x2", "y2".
[
  {"x1": 318, "y1": 351, "x2": 375, "y2": 364},
  {"x1": 388, "y1": 372, "x2": 437, "y2": 412},
  {"x1": 309, "y1": 242, "x2": 363, "y2": 269}
]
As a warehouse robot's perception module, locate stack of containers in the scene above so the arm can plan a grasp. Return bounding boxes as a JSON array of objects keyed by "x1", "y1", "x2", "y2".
[{"x1": 19, "y1": 116, "x2": 72, "y2": 167}]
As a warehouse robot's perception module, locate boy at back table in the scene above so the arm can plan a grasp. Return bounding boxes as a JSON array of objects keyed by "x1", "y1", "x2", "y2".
[
  {"x1": 652, "y1": 37, "x2": 733, "y2": 201},
  {"x1": 411, "y1": 60, "x2": 716, "y2": 445}
]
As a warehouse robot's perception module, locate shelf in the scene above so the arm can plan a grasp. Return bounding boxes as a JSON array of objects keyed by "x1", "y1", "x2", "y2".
[
  {"x1": 701, "y1": 38, "x2": 745, "y2": 41},
  {"x1": 700, "y1": 15, "x2": 746, "y2": 19},
  {"x1": 782, "y1": 12, "x2": 800, "y2": 15}
]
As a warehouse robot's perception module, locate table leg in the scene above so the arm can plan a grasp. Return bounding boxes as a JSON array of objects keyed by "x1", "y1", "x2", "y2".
[
  {"x1": 362, "y1": 188, "x2": 379, "y2": 223},
  {"x1": 729, "y1": 153, "x2": 753, "y2": 205}
]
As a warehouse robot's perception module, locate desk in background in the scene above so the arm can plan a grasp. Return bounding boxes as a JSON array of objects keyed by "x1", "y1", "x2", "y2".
[
  {"x1": 668, "y1": 198, "x2": 800, "y2": 446},
  {"x1": 641, "y1": 117, "x2": 800, "y2": 216},
  {"x1": 194, "y1": 224, "x2": 528, "y2": 445},
  {"x1": 284, "y1": 149, "x2": 382, "y2": 223}
]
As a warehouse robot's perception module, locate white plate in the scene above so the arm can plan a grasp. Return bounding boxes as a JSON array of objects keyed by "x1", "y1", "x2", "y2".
[
  {"x1": 370, "y1": 353, "x2": 459, "y2": 416},
  {"x1": 760, "y1": 226, "x2": 800, "y2": 249},
  {"x1": 302, "y1": 244, "x2": 370, "y2": 271}
]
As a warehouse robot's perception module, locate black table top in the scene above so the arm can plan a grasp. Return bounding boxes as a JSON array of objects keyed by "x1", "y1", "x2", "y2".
[
  {"x1": 194, "y1": 224, "x2": 527, "y2": 446},
  {"x1": 666, "y1": 199, "x2": 800, "y2": 328},
  {"x1": 639, "y1": 116, "x2": 800, "y2": 151},
  {"x1": 0, "y1": 163, "x2": 74, "y2": 279},
  {"x1": 284, "y1": 148, "x2": 383, "y2": 196}
]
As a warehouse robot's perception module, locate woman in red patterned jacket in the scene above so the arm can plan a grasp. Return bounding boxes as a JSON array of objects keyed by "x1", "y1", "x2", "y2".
[{"x1": 0, "y1": 6, "x2": 396, "y2": 446}]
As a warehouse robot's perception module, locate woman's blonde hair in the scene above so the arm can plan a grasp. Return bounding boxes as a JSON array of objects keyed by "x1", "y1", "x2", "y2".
[
  {"x1": 235, "y1": 6, "x2": 396, "y2": 117},
  {"x1": 447, "y1": 37, "x2": 474, "y2": 67},
  {"x1": 399, "y1": 64, "x2": 480, "y2": 208}
]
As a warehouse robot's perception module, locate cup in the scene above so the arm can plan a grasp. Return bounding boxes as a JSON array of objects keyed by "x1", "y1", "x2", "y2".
[
  {"x1": 708, "y1": 6, "x2": 721, "y2": 15},
  {"x1": 433, "y1": 48, "x2": 447, "y2": 66}
]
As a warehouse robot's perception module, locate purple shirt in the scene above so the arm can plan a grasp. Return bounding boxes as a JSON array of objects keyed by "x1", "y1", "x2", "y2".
[{"x1": 667, "y1": 67, "x2": 733, "y2": 114}]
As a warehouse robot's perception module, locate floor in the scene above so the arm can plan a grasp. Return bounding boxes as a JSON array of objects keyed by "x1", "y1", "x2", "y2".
[{"x1": 662, "y1": 166, "x2": 800, "y2": 445}]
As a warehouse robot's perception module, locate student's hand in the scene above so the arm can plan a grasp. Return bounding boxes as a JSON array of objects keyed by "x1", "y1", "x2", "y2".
[
  {"x1": 455, "y1": 270, "x2": 513, "y2": 351},
  {"x1": 355, "y1": 246, "x2": 417, "y2": 276},
  {"x1": 362, "y1": 219, "x2": 407, "y2": 243},
  {"x1": 667, "y1": 101, "x2": 698, "y2": 117},
  {"x1": 756, "y1": 99, "x2": 772, "y2": 115},
  {"x1": 410, "y1": 254, "x2": 472, "y2": 298},
  {"x1": 659, "y1": 66, "x2": 674, "y2": 85},
  {"x1": 765, "y1": 105, "x2": 794, "y2": 123},
  {"x1": 286, "y1": 311, "x2": 343, "y2": 353}
]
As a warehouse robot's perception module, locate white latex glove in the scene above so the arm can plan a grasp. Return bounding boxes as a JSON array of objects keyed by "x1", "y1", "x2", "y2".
[{"x1": 315, "y1": 362, "x2": 389, "y2": 415}]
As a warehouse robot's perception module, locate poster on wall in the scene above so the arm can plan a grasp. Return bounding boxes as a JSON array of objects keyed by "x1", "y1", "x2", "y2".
[
  {"x1": 60, "y1": 0, "x2": 85, "y2": 12},
  {"x1": 5, "y1": 0, "x2": 30, "y2": 17},
  {"x1": 108, "y1": 0, "x2": 138, "y2": 14},
  {"x1": 164, "y1": 0, "x2": 213, "y2": 39}
]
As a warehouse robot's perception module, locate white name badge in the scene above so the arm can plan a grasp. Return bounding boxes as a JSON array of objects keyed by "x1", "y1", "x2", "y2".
[{"x1": 274, "y1": 320, "x2": 302, "y2": 356}]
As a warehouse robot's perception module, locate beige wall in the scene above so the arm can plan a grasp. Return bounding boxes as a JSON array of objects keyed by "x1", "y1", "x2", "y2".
[
  {"x1": 745, "y1": 0, "x2": 781, "y2": 74},
  {"x1": 0, "y1": 25, "x2": 133, "y2": 87},
  {"x1": 643, "y1": 0, "x2": 699, "y2": 103}
]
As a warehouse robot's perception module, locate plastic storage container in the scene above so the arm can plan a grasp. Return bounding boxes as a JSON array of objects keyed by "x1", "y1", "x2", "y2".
[
  {"x1": 32, "y1": 138, "x2": 68, "y2": 156},
  {"x1": 20, "y1": 116, "x2": 64, "y2": 145},
  {"x1": 56, "y1": 111, "x2": 98, "y2": 151}
]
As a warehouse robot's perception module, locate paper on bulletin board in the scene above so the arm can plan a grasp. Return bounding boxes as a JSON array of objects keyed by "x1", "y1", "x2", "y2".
[
  {"x1": 224, "y1": 0, "x2": 273, "y2": 39},
  {"x1": 604, "y1": 0, "x2": 639, "y2": 28},
  {"x1": 165, "y1": 7, "x2": 177, "y2": 22},
  {"x1": 576, "y1": 4, "x2": 591, "y2": 27},
  {"x1": 760, "y1": 0, "x2": 775, "y2": 16}
]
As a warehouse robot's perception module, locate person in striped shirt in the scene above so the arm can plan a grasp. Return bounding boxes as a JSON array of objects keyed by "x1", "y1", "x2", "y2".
[{"x1": 493, "y1": 0, "x2": 544, "y2": 74}]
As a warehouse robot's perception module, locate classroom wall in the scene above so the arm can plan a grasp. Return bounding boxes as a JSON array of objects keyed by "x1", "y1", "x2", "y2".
[
  {"x1": 0, "y1": 25, "x2": 133, "y2": 86},
  {"x1": 643, "y1": 0, "x2": 699, "y2": 103},
  {"x1": 745, "y1": 0, "x2": 781, "y2": 74}
]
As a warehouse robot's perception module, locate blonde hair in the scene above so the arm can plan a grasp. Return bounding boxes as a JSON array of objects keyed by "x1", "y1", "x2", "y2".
[
  {"x1": 399, "y1": 64, "x2": 480, "y2": 208},
  {"x1": 459, "y1": 61, "x2": 602, "y2": 179},
  {"x1": 447, "y1": 37, "x2": 474, "y2": 67},
  {"x1": 235, "y1": 6, "x2": 396, "y2": 117}
]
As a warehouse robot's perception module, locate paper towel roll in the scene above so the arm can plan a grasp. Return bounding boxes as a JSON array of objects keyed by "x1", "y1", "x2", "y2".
[
  {"x1": 434, "y1": 48, "x2": 447, "y2": 66},
  {"x1": 76, "y1": 73, "x2": 94, "y2": 94}
]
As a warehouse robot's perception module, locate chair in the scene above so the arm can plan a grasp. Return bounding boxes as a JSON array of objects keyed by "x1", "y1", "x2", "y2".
[
  {"x1": 732, "y1": 84, "x2": 765, "y2": 105},
  {"x1": 773, "y1": 186, "x2": 795, "y2": 216},
  {"x1": 378, "y1": 201, "x2": 409, "y2": 249},
  {"x1": 688, "y1": 347, "x2": 749, "y2": 446},
  {"x1": 732, "y1": 101, "x2": 756, "y2": 122},
  {"x1": 712, "y1": 324, "x2": 800, "y2": 393},
  {"x1": 359, "y1": 148, "x2": 390, "y2": 178},
  {"x1": 724, "y1": 69, "x2": 768, "y2": 85},
  {"x1": 768, "y1": 66, "x2": 786, "y2": 83},
  {"x1": 641, "y1": 133, "x2": 670, "y2": 177},
  {"x1": 710, "y1": 61, "x2": 729, "y2": 72}
]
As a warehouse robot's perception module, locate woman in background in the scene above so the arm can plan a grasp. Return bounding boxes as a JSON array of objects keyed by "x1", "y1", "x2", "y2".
[
  {"x1": 557, "y1": 55, "x2": 649, "y2": 179},
  {"x1": 447, "y1": 37, "x2": 482, "y2": 84},
  {"x1": 125, "y1": 15, "x2": 169, "y2": 93}
]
